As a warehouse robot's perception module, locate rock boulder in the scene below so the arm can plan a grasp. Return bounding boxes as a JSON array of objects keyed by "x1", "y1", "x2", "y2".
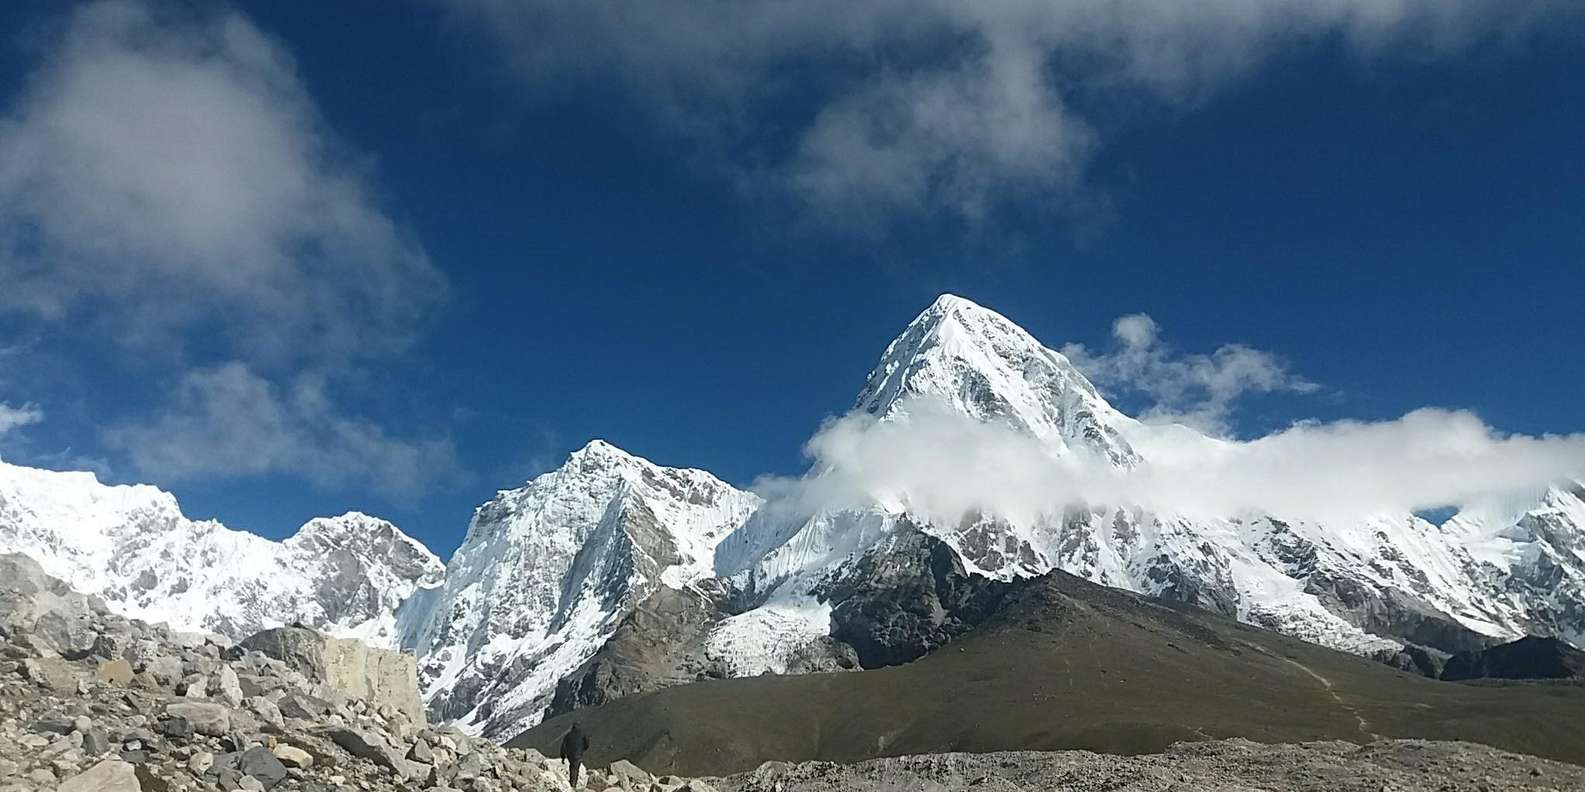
[{"x1": 238, "y1": 627, "x2": 425, "y2": 725}]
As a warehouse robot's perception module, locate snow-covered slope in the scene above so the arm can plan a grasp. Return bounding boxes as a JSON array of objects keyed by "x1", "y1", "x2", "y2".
[
  {"x1": 397, "y1": 440, "x2": 761, "y2": 739},
  {"x1": 855, "y1": 293, "x2": 1140, "y2": 466},
  {"x1": 5, "y1": 292, "x2": 1580, "y2": 744},
  {"x1": 0, "y1": 459, "x2": 442, "y2": 644},
  {"x1": 715, "y1": 295, "x2": 1585, "y2": 665}
]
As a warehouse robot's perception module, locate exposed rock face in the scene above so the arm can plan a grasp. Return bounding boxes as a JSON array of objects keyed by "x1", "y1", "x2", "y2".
[
  {"x1": 548, "y1": 584, "x2": 728, "y2": 718},
  {"x1": 816, "y1": 527, "x2": 1017, "y2": 668},
  {"x1": 549, "y1": 579, "x2": 860, "y2": 720},
  {"x1": 1441, "y1": 635, "x2": 1585, "y2": 681},
  {"x1": 1374, "y1": 644, "x2": 1449, "y2": 679},
  {"x1": 238, "y1": 627, "x2": 426, "y2": 725},
  {"x1": 397, "y1": 440, "x2": 761, "y2": 738}
]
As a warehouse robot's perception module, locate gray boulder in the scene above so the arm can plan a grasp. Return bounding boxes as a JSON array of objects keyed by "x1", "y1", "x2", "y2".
[
  {"x1": 327, "y1": 727, "x2": 412, "y2": 778},
  {"x1": 236, "y1": 746, "x2": 288, "y2": 789},
  {"x1": 0, "y1": 555, "x2": 105, "y2": 659},
  {"x1": 57, "y1": 758, "x2": 139, "y2": 792},
  {"x1": 239, "y1": 627, "x2": 426, "y2": 725},
  {"x1": 164, "y1": 701, "x2": 231, "y2": 737}
]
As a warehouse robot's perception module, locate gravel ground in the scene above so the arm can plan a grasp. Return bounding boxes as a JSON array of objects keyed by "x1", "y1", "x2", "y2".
[{"x1": 712, "y1": 738, "x2": 1582, "y2": 792}]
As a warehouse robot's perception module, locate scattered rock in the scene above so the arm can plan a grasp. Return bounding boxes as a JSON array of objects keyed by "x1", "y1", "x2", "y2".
[
  {"x1": 94, "y1": 657, "x2": 135, "y2": 687},
  {"x1": 165, "y1": 701, "x2": 231, "y2": 737},
  {"x1": 189, "y1": 750, "x2": 215, "y2": 775},
  {"x1": 273, "y1": 744, "x2": 314, "y2": 769},
  {"x1": 409, "y1": 738, "x2": 435, "y2": 764},
  {"x1": 327, "y1": 727, "x2": 412, "y2": 778},
  {"x1": 277, "y1": 692, "x2": 329, "y2": 720},
  {"x1": 57, "y1": 758, "x2": 139, "y2": 792},
  {"x1": 236, "y1": 746, "x2": 288, "y2": 789},
  {"x1": 212, "y1": 665, "x2": 246, "y2": 707},
  {"x1": 609, "y1": 758, "x2": 653, "y2": 787},
  {"x1": 82, "y1": 728, "x2": 111, "y2": 756}
]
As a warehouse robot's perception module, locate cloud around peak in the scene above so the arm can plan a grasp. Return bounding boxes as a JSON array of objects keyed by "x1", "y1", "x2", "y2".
[
  {"x1": 762, "y1": 397, "x2": 1585, "y2": 528},
  {"x1": 1062, "y1": 312, "x2": 1318, "y2": 436}
]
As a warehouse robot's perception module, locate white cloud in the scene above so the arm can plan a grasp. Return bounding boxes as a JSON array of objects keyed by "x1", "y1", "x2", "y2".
[
  {"x1": 106, "y1": 363, "x2": 457, "y2": 500},
  {"x1": 0, "y1": 0, "x2": 445, "y2": 361},
  {"x1": 0, "y1": 2, "x2": 458, "y2": 495},
  {"x1": 451, "y1": 0, "x2": 1579, "y2": 230},
  {"x1": 765, "y1": 398, "x2": 1585, "y2": 527},
  {"x1": 0, "y1": 402, "x2": 43, "y2": 438},
  {"x1": 1062, "y1": 313, "x2": 1317, "y2": 436}
]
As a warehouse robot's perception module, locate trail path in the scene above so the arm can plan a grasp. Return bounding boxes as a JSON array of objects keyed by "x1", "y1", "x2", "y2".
[{"x1": 1248, "y1": 643, "x2": 1381, "y2": 740}]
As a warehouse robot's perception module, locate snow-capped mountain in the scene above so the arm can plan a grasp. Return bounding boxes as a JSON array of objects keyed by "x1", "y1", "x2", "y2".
[
  {"x1": 855, "y1": 293, "x2": 1140, "y2": 467},
  {"x1": 3, "y1": 292, "x2": 1581, "y2": 744},
  {"x1": 715, "y1": 295, "x2": 1585, "y2": 664},
  {"x1": 396, "y1": 440, "x2": 760, "y2": 739},
  {"x1": 0, "y1": 458, "x2": 443, "y2": 643}
]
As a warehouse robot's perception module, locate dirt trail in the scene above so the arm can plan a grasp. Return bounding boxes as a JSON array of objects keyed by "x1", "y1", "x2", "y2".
[{"x1": 1248, "y1": 642, "x2": 1381, "y2": 740}]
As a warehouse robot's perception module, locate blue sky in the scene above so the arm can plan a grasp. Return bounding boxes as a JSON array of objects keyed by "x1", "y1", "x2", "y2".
[{"x1": 0, "y1": 1, "x2": 1580, "y2": 556}]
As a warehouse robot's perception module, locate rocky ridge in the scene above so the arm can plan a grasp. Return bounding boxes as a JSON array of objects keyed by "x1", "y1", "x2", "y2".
[
  {"x1": 396, "y1": 440, "x2": 761, "y2": 739},
  {"x1": 0, "y1": 553, "x2": 715, "y2": 792}
]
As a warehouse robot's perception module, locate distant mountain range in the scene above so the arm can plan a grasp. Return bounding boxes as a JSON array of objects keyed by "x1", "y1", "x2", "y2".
[{"x1": 3, "y1": 294, "x2": 1582, "y2": 741}]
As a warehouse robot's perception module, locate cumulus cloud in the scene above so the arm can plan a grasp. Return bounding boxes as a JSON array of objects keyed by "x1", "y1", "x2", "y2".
[
  {"x1": 764, "y1": 398, "x2": 1585, "y2": 527},
  {"x1": 0, "y1": 2, "x2": 458, "y2": 495},
  {"x1": 106, "y1": 363, "x2": 458, "y2": 500},
  {"x1": 0, "y1": 0, "x2": 446, "y2": 361},
  {"x1": 451, "y1": 0, "x2": 1579, "y2": 230},
  {"x1": 0, "y1": 402, "x2": 43, "y2": 438},
  {"x1": 1062, "y1": 313, "x2": 1317, "y2": 436}
]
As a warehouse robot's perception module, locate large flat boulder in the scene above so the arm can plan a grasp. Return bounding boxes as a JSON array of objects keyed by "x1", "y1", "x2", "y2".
[
  {"x1": 0, "y1": 553, "x2": 109, "y2": 658},
  {"x1": 238, "y1": 626, "x2": 425, "y2": 725}
]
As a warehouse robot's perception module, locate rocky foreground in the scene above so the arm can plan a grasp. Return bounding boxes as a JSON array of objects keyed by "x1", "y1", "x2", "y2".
[
  {"x1": 4, "y1": 551, "x2": 1582, "y2": 792},
  {"x1": 709, "y1": 739, "x2": 1585, "y2": 791},
  {"x1": 0, "y1": 554, "x2": 708, "y2": 792}
]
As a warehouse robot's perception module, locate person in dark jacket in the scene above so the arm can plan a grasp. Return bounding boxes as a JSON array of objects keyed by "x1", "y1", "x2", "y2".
[{"x1": 559, "y1": 722, "x2": 590, "y2": 787}]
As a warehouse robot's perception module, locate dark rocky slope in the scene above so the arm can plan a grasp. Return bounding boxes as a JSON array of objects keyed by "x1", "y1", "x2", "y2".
[
  {"x1": 515, "y1": 570, "x2": 1585, "y2": 776},
  {"x1": 1441, "y1": 635, "x2": 1585, "y2": 681}
]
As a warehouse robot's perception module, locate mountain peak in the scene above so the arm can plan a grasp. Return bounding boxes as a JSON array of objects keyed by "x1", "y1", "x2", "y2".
[
  {"x1": 568, "y1": 438, "x2": 632, "y2": 463},
  {"x1": 853, "y1": 296, "x2": 1140, "y2": 466},
  {"x1": 924, "y1": 292, "x2": 979, "y2": 312}
]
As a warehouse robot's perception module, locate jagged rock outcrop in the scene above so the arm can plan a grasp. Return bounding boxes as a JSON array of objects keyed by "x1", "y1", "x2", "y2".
[
  {"x1": 398, "y1": 440, "x2": 761, "y2": 739},
  {"x1": 1441, "y1": 635, "x2": 1585, "y2": 681},
  {"x1": 815, "y1": 527, "x2": 1017, "y2": 668},
  {"x1": 1373, "y1": 643, "x2": 1450, "y2": 679},
  {"x1": 548, "y1": 579, "x2": 860, "y2": 720},
  {"x1": 237, "y1": 627, "x2": 426, "y2": 726}
]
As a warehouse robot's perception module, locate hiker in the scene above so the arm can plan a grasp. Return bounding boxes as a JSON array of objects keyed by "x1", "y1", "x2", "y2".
[{"x1": 560, "y1": 722, "x2": 590, "y2": 787}]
